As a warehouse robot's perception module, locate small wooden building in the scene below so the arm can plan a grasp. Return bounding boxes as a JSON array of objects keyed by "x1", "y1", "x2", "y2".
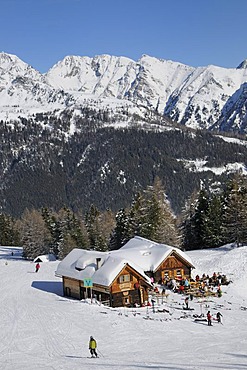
[
  {"x1": 120, "y1": 237, "x2": 194, "y2": 282},
  {"x1": 56, "y1": 251, "x2": 151, "y2": 307},
  {"x1": 152, "y1": 250, "x2": 194, "y2": 282},
  {"x1": 56, "y1": 236, "x2": 194, "y2": 308}
]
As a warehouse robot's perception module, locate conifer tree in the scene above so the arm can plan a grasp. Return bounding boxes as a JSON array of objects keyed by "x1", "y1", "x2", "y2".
[
  {"x1": 222, "y1": 175, "x2": 247, "y2": 247},
  {"x1": 55, "y1": 207, "x2": 77, "y2": 259},
  {"x1": 201, "y1": 193, "x2": 224, "y2": 248},
  {"x1": 17, "y1": 209, "x2": 51, "y2": 259},
  {"x1": 68, "y1": 213, "x2": 90, "y2": 249},
  {"x1": 42, "y1": 207, "x2": 90, "y2": 258},
  {"x1": 109, "y1": 208, "x2": 129, "y2": 250},
  {"x1": 142, "y1": 178, "x2": 180, "y2": 246},
  {"x1": 110, "y1": 179, "x2": 180, "y2": 247},
  {"x1": 0, "y1": 213, "x2": 20, "y2": 246},
  {"x1": 98, "y1": 209, "x2": 115, "y2": 249},
  {"x1": 140, "y1": 192, "x2": 160, "y2": 241},
  {"x1": 181, "y1": 189, "x2": 209, "y2": 250},
  {"x1": 127, "y1": 192, "x2": 146, "y2": 238},
  {"x1": 85, "y1": 205, "x2": 108, "y2": 251},
  {"x1": 180, "y1": 191, "x2": 198, "y2": 250},
  {"x1": 58, "y1": 233, "x2": 78, "y2": 259},
  {"x1": 42, "y1": 207, "x2": 63, "y2": 257},
  {"x1": 55, "y1": 207, "x2": 89, "y2": 258}
]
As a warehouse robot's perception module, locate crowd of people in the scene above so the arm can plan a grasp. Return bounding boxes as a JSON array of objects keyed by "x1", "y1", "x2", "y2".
[
  {"x1": 150, "y1": 271, "x2": 231, "y2": 299},
  {"x1": 195, "y1": 272, "x2": 230, "y2": 287}
]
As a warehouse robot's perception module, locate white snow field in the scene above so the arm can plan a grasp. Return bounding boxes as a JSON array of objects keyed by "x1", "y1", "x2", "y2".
[{"x1": 0, "y1": 245, "x2": 247, "y2": 370}]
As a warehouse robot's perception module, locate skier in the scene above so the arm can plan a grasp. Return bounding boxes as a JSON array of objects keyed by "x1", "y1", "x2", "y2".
[
  {"x1": 184, "y1": 296, "x2": 189, "y2": 309},
  {"x1": 207, "y1": 311, "x2": 212, "y2": 326},
  {"x1": 35, "y1": 263, "x2": 40, "y2": 273},
  {"x1": 216, "y1": 311, "x2": 223, "y2": 323},
  {"x1": 89, "y1": 336, "x2": 98, "y2": 358}
]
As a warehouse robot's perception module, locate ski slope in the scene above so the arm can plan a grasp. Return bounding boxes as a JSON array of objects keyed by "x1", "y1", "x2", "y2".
[{"x1": 0, "y1": 245, "x2": 247, "y2": 370}]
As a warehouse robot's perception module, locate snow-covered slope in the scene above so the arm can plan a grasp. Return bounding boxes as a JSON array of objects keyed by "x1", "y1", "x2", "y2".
[
  {"x1": 1, "y1": 52, "x2": 247, "y2": 132},
  {"x1": 46, "y1": 55, "x2": 194, "y2": 108},
  {"x1": 164, "y1": 64, "x2": 247, "y2": 129},
  {"x1": 212, "y1": 82, "x2": 247, "y2": 132},
  {"x1": 0, "y1": 52, "x2": 74, "y2": 120},
  {"x1": 0, "y1": 244, "x2": 247, "y2": 370}
]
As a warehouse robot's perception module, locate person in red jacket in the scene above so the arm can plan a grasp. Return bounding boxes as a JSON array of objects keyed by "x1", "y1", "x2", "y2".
[
  {"x1": 35, "y1": 263, "x2": 40, "y2": 273},
  {"x1": 207, "y1": 311, "x2": 212, "y2": 326}
]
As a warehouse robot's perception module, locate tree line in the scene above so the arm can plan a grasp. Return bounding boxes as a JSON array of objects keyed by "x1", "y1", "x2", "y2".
[{"x1": 1, "y1": 174, "x2": 247, "y2": 259}]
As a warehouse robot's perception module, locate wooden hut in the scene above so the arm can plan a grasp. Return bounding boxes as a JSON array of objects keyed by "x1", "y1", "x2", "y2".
[
  {"x1": 56, "y1": 236, "x2": 194, "y2": 308},
  {"x1": 56, "y1": 250, "x2": 151, "y2": 307},
  {"x1": 119, "y1": 236, "x2": 195, "y2": 282}
]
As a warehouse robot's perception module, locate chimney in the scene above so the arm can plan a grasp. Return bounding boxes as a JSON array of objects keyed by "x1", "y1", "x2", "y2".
[{"x1": 96, "y1": 257, "x2": 101, "y2": 270}]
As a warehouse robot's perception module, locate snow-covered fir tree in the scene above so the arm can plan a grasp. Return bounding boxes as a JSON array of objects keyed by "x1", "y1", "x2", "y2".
[
  {"x1": 42, "y1": 207, "x2": 90, "y2": 258},
  {"x1": 127, "y1": 192, "x2": 147, "y2": 238},
  {"x1": 141, "y1": 178, "x2": 180, "y2": 246},
  {"x1": 17, "y1": 209, "x2": 51, "y2": 259},
  {"x1": 109, "y1": 208, "x2": 129, "y2": 250}
]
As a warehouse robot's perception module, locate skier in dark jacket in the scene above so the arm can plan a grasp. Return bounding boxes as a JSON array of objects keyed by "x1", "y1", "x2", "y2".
[
  {"x1": 35, "y1": 263, "x2": 40, "y2": 273},
  {"x1": 89, "y1": 336, "x2": 98, "y2": 358},
  {"x1": 216, "y1": 311, "x2": 223, "y2": 323},
  {"x1": 184, "y1": 296, "x2": 189, "y2": 309}
]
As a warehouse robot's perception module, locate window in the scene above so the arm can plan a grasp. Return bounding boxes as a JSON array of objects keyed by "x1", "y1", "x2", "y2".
[
  {"x1": 123, "y1": 296, "x2": 131, "y2": 305},
  {"x1": 176, "y1": 269, "x2": 182, "y2": 277},
  {"x1": 119, "y1": 274, "x2": 130, "y2": 283}
]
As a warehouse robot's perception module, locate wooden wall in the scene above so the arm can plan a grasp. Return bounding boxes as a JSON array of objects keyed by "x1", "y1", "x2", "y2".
[
  {"x1": 110, "y1": 265, "x2": 150, "y2": 307},
  {"x1": 154, "y1": 253, "x2": 192, "y2": 282},
  {"x1": 63, "y1": 277, "x2": 81, "y2": 299}
]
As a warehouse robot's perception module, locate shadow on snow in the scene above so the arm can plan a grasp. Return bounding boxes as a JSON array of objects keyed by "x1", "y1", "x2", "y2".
[{"x1": 31, "y1": 281, "x2": 63, "y2": 296}]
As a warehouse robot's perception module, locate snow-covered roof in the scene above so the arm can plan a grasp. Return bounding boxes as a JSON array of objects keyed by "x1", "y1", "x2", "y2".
[
  {"x1": 56, "y1": 236, "x2": 194, "y2": 287},
  {"x1": 118, "y1": 236, "x2": 194, "y2": 271},
  {"x1": 34, "y1": 254, "x2": 56, "y2": 262},
  {"x1": 93, "y1": 255, "x2": 151, "y2": 286},
  {"x1": 56, "y1": 247, "x2": 150, "y2": 287}
]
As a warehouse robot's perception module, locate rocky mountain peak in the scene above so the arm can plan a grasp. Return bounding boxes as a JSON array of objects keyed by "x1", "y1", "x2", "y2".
[
  {"x1": 237, "y1": 59, "x2": 247, "y2": 69},
  {"x1": 0, "y1": 52, "x2": 28, "y2": 73}
]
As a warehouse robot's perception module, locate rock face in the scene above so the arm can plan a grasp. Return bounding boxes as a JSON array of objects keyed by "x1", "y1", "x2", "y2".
[{"x1": 1, "y1": 52, "x2": 247, "y2": 133}]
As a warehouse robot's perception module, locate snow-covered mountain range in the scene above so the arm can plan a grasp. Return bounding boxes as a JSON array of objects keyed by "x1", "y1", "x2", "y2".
[{"x1": 1, "y1": 52, "x2": 247, "y2": 132}]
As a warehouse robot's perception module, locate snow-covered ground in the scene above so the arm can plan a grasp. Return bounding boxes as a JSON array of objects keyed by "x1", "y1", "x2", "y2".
[{"x1": 0, "y1": 245, "x2": 247, "y2": 370}]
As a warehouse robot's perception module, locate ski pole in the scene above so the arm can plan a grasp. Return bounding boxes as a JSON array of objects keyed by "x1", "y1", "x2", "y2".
[{"x1": 97, "y1": 349, "x2": 104, "y2": 358}]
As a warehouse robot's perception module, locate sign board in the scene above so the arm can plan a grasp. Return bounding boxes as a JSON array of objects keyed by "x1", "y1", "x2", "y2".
[
  {"x1": 83, "y1": 278, "x2": 93, "y2": 288},
  {"x1": 119, "y1": 282, "x2": 131, "y2": 291}
]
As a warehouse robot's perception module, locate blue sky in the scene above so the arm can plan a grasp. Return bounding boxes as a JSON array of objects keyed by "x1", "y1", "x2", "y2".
[{"x1": 1, "y1": 0, "x2": 247, "y2": 73}]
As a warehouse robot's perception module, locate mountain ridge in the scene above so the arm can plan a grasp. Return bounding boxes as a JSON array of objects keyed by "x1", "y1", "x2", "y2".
[{"x1": 1, "y1": 52, "x2": 247, "y2": 133}]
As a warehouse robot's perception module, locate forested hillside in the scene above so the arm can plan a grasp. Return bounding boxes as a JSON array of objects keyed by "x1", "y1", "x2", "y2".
[{"x1": 1, "y1": 115, "x2": 247, "y2": 218}]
